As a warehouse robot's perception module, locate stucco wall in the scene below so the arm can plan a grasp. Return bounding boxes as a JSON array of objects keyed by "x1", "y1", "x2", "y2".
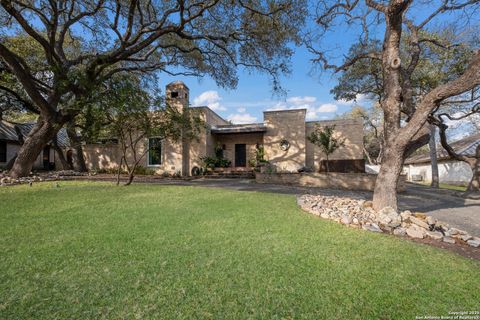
[
  {"x1": 0, "y1": 142, "x2": 57, "y2": 170},
  {"x1": 256, "y1": 172, "x2": 406, "y2": 192},
  {"x1": 305, "y1": 119, "x2": 364, "y2": 172},
  {"x1": 214, "y1": 133, "x2": 264, "y2": 167},
  {"x1": 263, "y1": 109, "x2": 306, "y2": 172},
  {"x1": 404, "y1": 160, "x2": 473, "y2": 185}
]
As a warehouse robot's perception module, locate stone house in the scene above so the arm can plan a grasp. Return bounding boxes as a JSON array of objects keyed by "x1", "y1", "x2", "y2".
[
  {"x1": 404, "y1": 133, "x2": 480, "y2": 185},
  {"x1": 83, "y1": 81, "x2": 365, "y2": 176},
  {"x1": 0, "y1": 119, "x2": 69, "y2": 170}
]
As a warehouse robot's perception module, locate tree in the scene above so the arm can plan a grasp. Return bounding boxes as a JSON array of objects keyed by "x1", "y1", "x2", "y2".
[
  {"x1": 99, "y1": 75, "x2": 203, "y2": 185},
  {"x1": 0, "y1": 0, "x2": 306, "y2": 178},
  {"x1": 307, "y1": 125, "x2": 345, "y2": 173},
  {"x1": 431, "y1": 96, "x2": 480, "y2": 194},
  {"x1": 429, "y1": 125, "x2": 439, "y2": 188},
  {"x1": 310, "y1": 0, "x2": 480, "y2": 210},
  {"x1": 337, "y1": 105, "x2": 383, "y2": 165}
]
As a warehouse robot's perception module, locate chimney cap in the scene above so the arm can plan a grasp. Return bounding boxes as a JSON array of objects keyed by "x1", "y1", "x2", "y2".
[{"x1": 166, "y1": 80, "x2": 189, "y2": 90}]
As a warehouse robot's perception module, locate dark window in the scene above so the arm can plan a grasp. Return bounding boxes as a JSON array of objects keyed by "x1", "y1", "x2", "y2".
[
  {"x1": 148, "y1": 138, "x2": 162, "y2": 166},
  {"x1": 0, "y1": 141, "x2": 6, "y2": 162},
  {"x1": 170, "y1": 91, "x2": 179, "y2": 98}
]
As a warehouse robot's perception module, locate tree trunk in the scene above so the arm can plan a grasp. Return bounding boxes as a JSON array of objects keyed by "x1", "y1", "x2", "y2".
[
  {"x1": 52, "y1": 142, "x2": 71, "y2": 170},
  {"x1": 124, "y1": 171, "x2": 135, "y2": 186},
  {"x1": 372, "y1": 145, "x2": 404, "y2": 211},
  {"x1": 9, "y1": 118, "x2": 59, "y2": 178},
  {"x1": 66, "y1": 123, "x2": 87, "y2": 172},
  {"x1": 466, "y1": 146, "x2": 480, "y2": 192},
  {"x1": 429, "y1": 125, "x2": 439, "y2": 188}
]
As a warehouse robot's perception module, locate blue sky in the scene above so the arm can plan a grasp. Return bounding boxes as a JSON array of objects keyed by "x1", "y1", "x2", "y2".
[{"x1": 160, "y1": 44, "x2": 366, "y2": 124}]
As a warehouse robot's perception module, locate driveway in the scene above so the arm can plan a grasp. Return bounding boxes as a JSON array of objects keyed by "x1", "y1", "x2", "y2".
[{"x1": 74, "y1": 175, "x2": 480, "y2": 236}]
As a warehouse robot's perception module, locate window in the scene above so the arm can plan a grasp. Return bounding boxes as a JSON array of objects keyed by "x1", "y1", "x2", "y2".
[
  {"x1": 170, "y1": 91, "x2": 179, "y2": 98},
  {"x1": 148, "y1": 138, "x2": 162, "y2": 166},
  {"x1": 0, "y1": 141, "x2": 6, "y2": 162}
]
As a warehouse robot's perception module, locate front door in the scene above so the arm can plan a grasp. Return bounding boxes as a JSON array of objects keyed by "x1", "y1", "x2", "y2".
[
  {"x1": 235, "y1": 144, "x2": 246, "y2": 167},
  {"x1": 43, "y1": 146, "x2": 50, "y2": 170}
]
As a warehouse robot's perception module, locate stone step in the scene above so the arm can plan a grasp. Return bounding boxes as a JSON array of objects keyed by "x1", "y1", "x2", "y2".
[{"x1": 204, "y1": 171, "x2": 255, "y2": 179}]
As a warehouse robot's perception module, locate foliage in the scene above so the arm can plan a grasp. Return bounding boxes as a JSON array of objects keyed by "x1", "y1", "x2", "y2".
[
  {"x1": 94, "y1": 74, "x2": 204, "y2": 185},
  {"x1": 0, "y1": 0, "x2": 306, "y2": 177},
  {"x1": 307, "y1": 125, "x2": 345, "y2": 173},
  {"x1": 200, "y1": 156, "x2": 231, "y2": 169},
  {"x1": 200, "y1": 144, "x2": 232, "y2": 169},
  {"x1": 1, "y1": 182, "x2": 480, "y2": 319}
]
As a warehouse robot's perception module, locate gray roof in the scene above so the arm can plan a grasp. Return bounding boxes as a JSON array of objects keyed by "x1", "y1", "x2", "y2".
[
  {"x1": 211, "y1": 123, "x2": 267, "y2": 134},
  {"x1": 0, "y1": 120, "x2": 70, "y2": 147},
  {"x1": 405, "y1": 133, "x2": 480, "y2": 164}
]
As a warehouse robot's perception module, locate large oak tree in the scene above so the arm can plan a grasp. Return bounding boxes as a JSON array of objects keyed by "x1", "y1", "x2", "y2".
[
  {"x1": 0, "y1": 0, "x2": 305, "y2": 177},
  {"x1": 310, "y1": 0, "x2": 480, "y2": 210}
]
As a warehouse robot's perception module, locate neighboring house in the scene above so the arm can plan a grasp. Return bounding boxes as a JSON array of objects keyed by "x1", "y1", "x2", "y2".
[
  {"x1": 83, "y1": 81, "x2": 365, "y2": 175},
  {"x1": 404, "y1": 133, "x2": 480, "y2": 185},
  {"x1": 0, "y1": 119, "x2": 69, "y2": 170}
]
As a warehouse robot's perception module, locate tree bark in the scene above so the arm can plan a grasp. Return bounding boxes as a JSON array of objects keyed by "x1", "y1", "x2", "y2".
[
  {"x1": 429, "y1": 125, "x2": 439, "y2": 188},
  {"x1": 52, "y1": 142, "x2": 71, "y2": 170},
  {"x1": 66, "y1": 123, "x2": 88, "y2": 172},
  {"x1": 373, "y1": 144, "x2": 404, "y2": 211},
  {"x1": 466, "y1": 146, "x2": 480, "y2": 192},
  {"x1": 9, "y1": 118, "x2": 59, "y2": 178}
]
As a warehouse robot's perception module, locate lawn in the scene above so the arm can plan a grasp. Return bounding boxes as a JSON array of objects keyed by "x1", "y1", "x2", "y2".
[
  {"x1": 418, "y1": 182, "x2": 468, "y2": 192},
  {"x1": 1, "y1": 182, "x2": 479, "y2": 319}
]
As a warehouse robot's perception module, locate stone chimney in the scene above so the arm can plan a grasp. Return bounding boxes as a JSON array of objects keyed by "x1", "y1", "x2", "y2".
[{"x1": 166, "y1": 81, "x2": 189, "y2": 113}]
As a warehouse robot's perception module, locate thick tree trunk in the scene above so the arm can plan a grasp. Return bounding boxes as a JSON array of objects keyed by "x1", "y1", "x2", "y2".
[
  {"x1": 52, "y1": 143, "x2": 71, "y2": 170},
  {"x1": 373, "y1": 145, "x2": 404, "y2": 211},
  {"x1": 466, "y1": 146, "x2": 480, "y2": 192},
  {"x1": 429, "y1": 125, "x2": 439, "y2": 188},
  {"x1": 9, "y1": 118, "x2": 60, "y2": 178},
  {"x1": 66, "y1": 123, "x2": 87, "y2": 172}
]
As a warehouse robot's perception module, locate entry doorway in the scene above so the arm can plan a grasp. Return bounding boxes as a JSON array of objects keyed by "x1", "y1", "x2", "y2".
[
  {"x1": 43, "y1": 146, "x2": 50, "y2": 169},
  {"x1": 234, "y1": 144, "x2": 247, "y2": 167}
]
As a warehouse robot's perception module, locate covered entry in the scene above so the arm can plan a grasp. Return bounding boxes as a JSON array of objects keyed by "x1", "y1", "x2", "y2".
[
  {"x1": 211, "y1": 123, "x2": 266, "y2": 168},
  {"x1": 234, "y1": 144, "x2": 247, "y2": 167}
]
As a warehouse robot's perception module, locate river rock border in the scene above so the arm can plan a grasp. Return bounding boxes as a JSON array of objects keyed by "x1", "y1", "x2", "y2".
[
  {"x1": 0, "y1": 170, "x2": 88, "y2": 186},
  {"x1": 297, "y1": 194, "x2": 480, "y2": 248}
]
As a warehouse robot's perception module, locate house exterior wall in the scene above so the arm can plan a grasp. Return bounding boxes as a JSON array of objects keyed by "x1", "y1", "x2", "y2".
[
  {"x1": 263, "y1": 109, "x2": 306, "y2": 172},
  {"x1": 404, "y1": 160, "x2": 473, "y2": 185},
  {"x1": 305, "y1": 119, "x2": 364, "y2": 172},
  {"x1": 0, "y1": 142, "x2": 57, "y2": 170},
  {"x1": 81, "y1": 81, "x2": 365, "y2": 176}
]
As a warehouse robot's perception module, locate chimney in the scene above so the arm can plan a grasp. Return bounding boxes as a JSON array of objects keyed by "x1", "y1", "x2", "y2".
[{"x1": 166, "y1": 81, "x2": 189, "y2": 113}]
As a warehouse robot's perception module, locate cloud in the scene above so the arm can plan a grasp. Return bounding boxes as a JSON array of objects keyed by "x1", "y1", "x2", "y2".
[
  {"x1": 192, "y1": 90, "x2": 226, "y2": 111},
  {"x1": 266, "y1": 96, "x2": 339, "y2": 121},
  {"x1": 336, "y1": 94, "x2": 369, "y2": 107},
  {"x1": 227, "y1": 113, "x2": 258, "y2": 124},
  {"x1": 287, "y1": 96, "x2": 317, "y2": 106}
]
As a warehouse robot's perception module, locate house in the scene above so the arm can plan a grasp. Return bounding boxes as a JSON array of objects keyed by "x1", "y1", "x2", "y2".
[
  {"x1": 83, "y1": 81, "x2": 365, "y2": 176},
  {"x1": 404, "y1": 133, "x2": 480, "y2": 185},
  {"x1": 0, "y1": 119, "x2": 70, "y2": 171}
]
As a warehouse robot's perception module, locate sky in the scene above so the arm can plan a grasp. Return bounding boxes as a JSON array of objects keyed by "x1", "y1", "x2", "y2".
[{"x1": 159, "y1": 45, "x2": 366, "y2": 124}]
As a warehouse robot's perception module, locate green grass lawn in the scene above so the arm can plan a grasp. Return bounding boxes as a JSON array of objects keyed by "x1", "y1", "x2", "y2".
[
  {"x1": 418, "y1": 182, "x2": 468, "y2": 192},
  {"x1": 1, "y1": 182, "x2": 479, "y2": 319}
]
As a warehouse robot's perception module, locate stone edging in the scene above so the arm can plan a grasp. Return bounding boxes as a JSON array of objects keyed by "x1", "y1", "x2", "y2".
[{"x1": 297, "y1": 194, "x2": 480, "y2": 248}]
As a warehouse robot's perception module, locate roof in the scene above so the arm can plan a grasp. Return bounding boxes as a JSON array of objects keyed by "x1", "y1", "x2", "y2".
[
  {"x1": 405, "y1": 133, "x2": 480, "y2": 164},
  {"x1": 211, "y1": 123, "x2": 267, "y2": 134},
  {"x1": 0, "y1": 120, "x2": 70, "y2": 147},
  {"x1": 0, "y1": 120, "x2": 20, "y2": 142}
]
